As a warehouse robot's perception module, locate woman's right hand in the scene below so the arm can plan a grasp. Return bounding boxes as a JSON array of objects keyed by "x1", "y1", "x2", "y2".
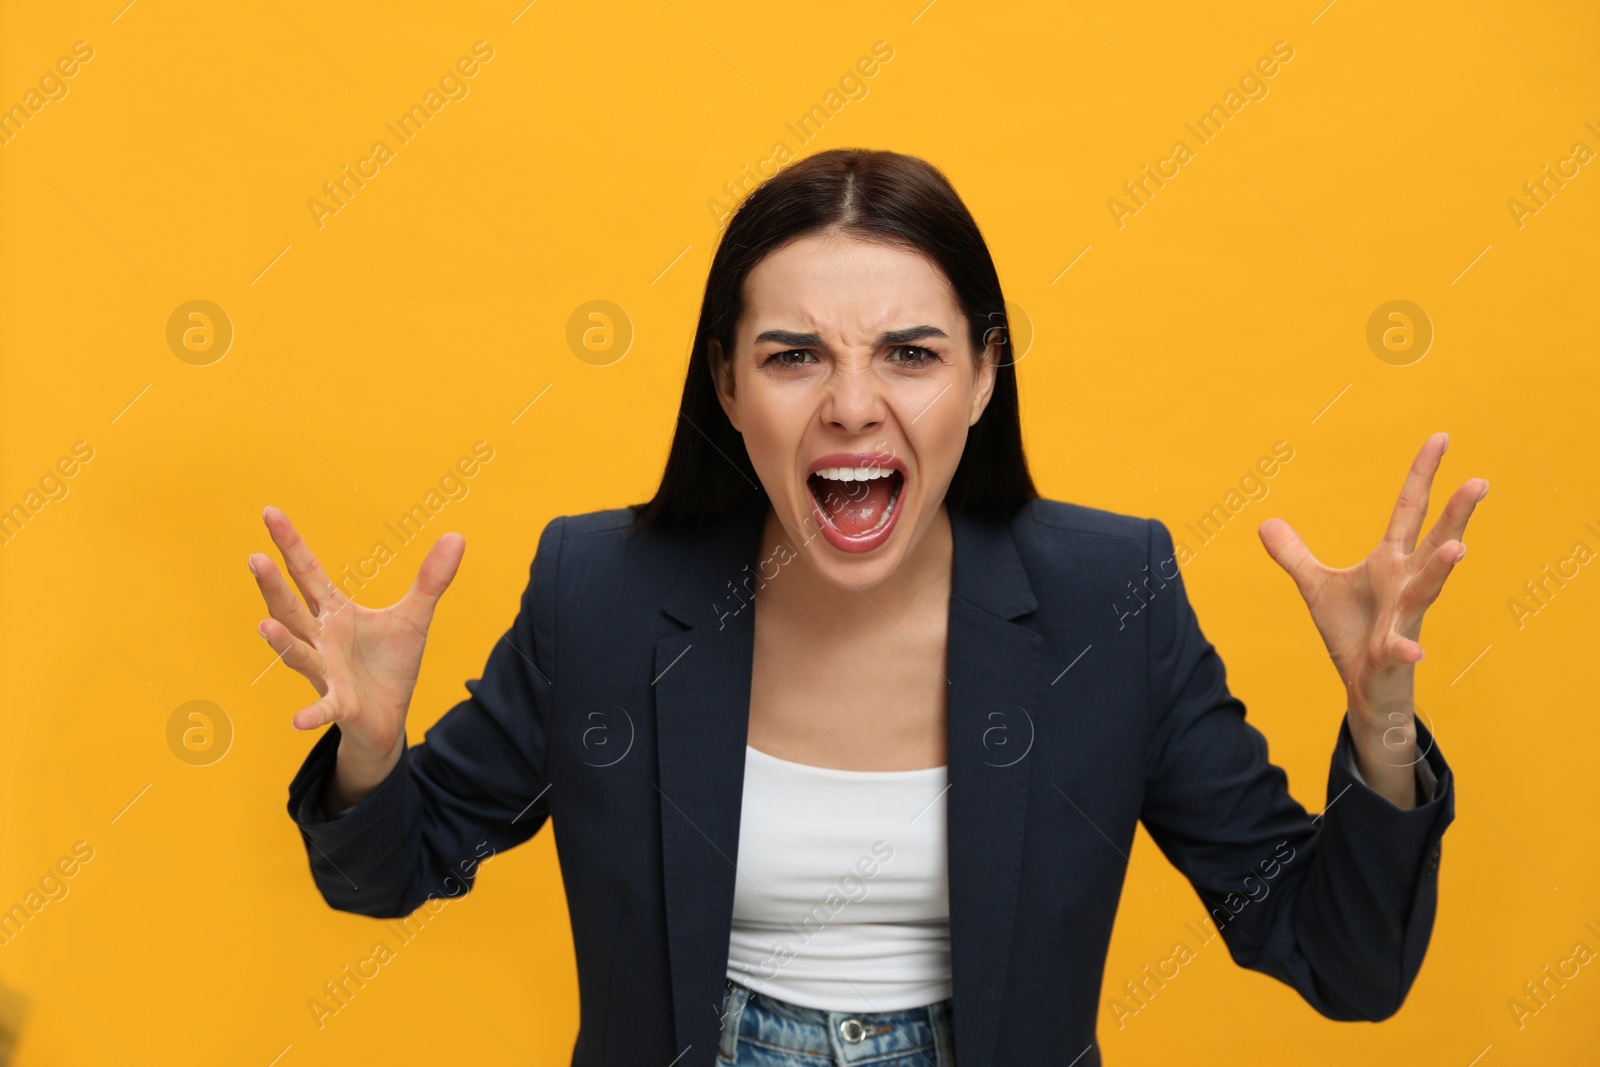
[{"x1": 249, "y1": 505, "x2": 465, "y2": 804}]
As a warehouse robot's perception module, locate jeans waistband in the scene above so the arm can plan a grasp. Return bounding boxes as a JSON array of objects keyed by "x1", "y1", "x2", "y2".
[{"x1": 716, "y1": 978, "x2": 955, "y2": 1065}]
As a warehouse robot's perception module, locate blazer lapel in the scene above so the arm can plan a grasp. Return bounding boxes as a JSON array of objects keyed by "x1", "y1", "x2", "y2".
[
  {"x1": 945, "y1": 506, "x2": 1042, "y2": 1067},
  {"x1": 652, "y1": 500, "x2": 1040, "y2": 1067},
  {"x1": 655, "y1": 498, "x2": 768, "y2": 1059}
]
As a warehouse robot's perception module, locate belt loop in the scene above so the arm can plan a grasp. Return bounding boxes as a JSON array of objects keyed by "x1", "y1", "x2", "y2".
[
  {"x1": 717, "y1": 980, "x2": 749, "y2": 1060},
  {"x1": 929, "y1": 999, "x2": 956, "y2": 1066}
]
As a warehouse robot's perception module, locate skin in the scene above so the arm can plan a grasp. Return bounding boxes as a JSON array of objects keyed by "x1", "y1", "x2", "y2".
[
  {"x1": 709, "y1": 231, "x2": 999, "y2": 771},
  {"x1": 1259, "y1": 431, "x2": 1487, "y2": 809},
  {"x1": 249, "y1": 233, "x2": 1486, "y2": 805},
  {"x1": 249, "y1": 509, "x2": 461, "y2": 808}
]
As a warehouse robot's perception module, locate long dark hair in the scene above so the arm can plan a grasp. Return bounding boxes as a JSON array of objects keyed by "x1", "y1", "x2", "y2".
[{"x1": 631, "y1": 147, "x2": 1036, "y2": 528}]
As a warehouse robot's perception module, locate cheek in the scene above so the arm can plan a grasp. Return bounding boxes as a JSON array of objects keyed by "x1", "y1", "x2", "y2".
[
  {"x1": 735, "y1": 388, "x2": 808, "y2": 484},
  {"x1": 893, "y1": 379, "x2": 972, "y2": 479},
  {"x1": 906, "y1": 415, "x2": 967, "y2": 485}
]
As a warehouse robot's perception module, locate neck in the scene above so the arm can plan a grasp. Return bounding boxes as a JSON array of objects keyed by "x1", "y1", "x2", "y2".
[{"x1": 756, "y1": 502, "x2": 954, "y2": 623}]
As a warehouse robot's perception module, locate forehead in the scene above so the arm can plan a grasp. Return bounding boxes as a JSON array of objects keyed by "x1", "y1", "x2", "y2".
[{"x1": 738, "y1": 233, "x2": 964, "y2": 346}]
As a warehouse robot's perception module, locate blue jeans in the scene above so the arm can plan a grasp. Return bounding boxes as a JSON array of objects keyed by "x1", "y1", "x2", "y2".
[{"x1": 715, "y1": 978, "x2": 956, "y2": 1066}]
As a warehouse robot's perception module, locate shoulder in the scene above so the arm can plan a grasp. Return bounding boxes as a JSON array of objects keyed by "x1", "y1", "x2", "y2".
[
  {"x1": 1009, "y1": 497, "x2": 1156, "y2": 560},
  {"x1": 536, "y1": 505, "x2": 681, "y2": 561},
  {"x1": 532, "y1": 505, "x2": 697, "y2": 597},
  {"x1": 1013, "y1": 497, "x2": 1151, "y2": 543},
  {"x1": 548, "y1": 506, "x2": 640, "y2": 544},
  {"x1": 527, "y1": 505, "x2": 735, "y2": 649},
  {"x1": 1002, "y1": 498, "x2": 1178, "y2": 605}
]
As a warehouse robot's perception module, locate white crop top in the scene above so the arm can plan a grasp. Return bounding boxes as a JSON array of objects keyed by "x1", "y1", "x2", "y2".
[{"x1": 725, "y1": 744, "x2": 952, "y2": 1011}]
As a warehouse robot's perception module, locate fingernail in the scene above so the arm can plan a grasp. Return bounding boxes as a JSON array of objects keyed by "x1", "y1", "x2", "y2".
[
  {"x1": 248, "y1": 556, "x2": 258, "y2": 576},
  {"x1": 258, "y1": 620, "x2": 270, "y2": 638},
  {"x1": 1477, "y1": 482, "x2": 1489, "y2": 502},
  {"x1": 1455, "y1": 546, "x2": 1467, "y2": 563}
]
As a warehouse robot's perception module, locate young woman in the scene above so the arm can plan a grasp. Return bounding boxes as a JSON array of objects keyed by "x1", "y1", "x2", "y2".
[{"x1": 255, "y1": 149, "x2": 1481, "y2": 1066}]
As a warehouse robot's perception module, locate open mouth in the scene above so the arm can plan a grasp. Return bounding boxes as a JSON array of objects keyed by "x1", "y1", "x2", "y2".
[{"x1": 806, "y1": 458, "x2": 906, "y2": 553}]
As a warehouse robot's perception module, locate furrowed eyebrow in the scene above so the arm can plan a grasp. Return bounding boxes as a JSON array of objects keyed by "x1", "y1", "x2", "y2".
[{"x1": 753, "y1": 325, "x2": 949, "y2": 348}]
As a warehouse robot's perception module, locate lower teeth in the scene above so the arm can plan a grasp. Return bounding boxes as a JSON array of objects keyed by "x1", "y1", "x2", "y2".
[{"x1": 865, "y1": 491, "x2": 897, "y2": 533}]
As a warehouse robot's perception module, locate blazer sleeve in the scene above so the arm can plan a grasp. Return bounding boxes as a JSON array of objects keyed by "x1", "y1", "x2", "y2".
[
  {"x1": 1138, "y1": 517, "x2": 1455, "y2": 1022},
  {"x1": 283, "y1": 515, "x2": 565, "y2": 919}
]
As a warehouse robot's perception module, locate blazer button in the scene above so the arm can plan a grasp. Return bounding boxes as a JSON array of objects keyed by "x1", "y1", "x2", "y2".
[
  {"x1": 840, "y1": 1018, "x2": 867, "y2": 1043},
  {"x1": 1427, "y1": 844, "x2": 1440, "y2": 875}
]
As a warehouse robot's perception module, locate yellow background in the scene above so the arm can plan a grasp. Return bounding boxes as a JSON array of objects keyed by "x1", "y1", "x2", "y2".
[{"x1": 2, "y1": 0, "x2": 1597, "y2": 1063}]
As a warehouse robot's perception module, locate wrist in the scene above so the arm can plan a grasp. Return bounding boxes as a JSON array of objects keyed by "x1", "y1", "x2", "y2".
[
  {"x1": 1347, "y1": 709, "x2": 1420, "y2": 811},
  {"x1": 329, "y1": 728, "x2": 404, "y2": 810}
]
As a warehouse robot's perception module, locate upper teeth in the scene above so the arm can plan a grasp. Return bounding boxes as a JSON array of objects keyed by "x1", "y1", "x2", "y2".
[{"x1": 814, "y1": 466, "x2": 895, "y2": 482}]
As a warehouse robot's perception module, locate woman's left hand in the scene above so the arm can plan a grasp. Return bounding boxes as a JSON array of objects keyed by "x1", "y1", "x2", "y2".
[{"x1": 1256, "y1": 432, "x2": 1487, "y2": 797}]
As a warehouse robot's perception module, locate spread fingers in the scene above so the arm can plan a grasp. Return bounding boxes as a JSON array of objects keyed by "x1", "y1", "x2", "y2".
[{"x1": 258, "y1": 617, "x2": 328, "y2": 695}]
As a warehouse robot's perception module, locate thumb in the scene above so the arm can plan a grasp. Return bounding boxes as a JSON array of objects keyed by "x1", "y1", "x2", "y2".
[
  {"x1": 1258, "y1": 517, "x2": 1321, "y2": 598},
  {"x1": 403, "y1": 531, "x2": 466, "y2": 619},
  {"x1": 292, "y1": 695, "x2": 341, "y2": 731}
]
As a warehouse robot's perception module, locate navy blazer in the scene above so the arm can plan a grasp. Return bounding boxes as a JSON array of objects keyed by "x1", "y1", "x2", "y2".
[{"x1": 287, "y1": 495, "x2": 1454, "y2": 1066}]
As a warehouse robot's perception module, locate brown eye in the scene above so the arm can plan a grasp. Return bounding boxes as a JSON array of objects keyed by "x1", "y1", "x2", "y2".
[
  {"x1": 767, "y1": 349, "x2": 817, "y2": 366},
  {"x1": 887, "y1": 345, "x2": 936, "y2": 364}
]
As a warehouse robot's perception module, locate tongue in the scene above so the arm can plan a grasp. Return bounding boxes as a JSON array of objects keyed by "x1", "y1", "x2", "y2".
[{"x1": 814, "y1": 475, "x2": 894, "y2": 537}]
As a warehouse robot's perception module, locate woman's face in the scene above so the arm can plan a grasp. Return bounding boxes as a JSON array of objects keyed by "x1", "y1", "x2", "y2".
[{"x1": 712, "y1": 231, "x2": 999, "y2": 591}]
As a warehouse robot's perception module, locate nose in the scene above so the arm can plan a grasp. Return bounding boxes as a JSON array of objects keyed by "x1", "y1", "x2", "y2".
[{"x1": 820, "y1": 360, "x2": 886, "y2": 435}]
